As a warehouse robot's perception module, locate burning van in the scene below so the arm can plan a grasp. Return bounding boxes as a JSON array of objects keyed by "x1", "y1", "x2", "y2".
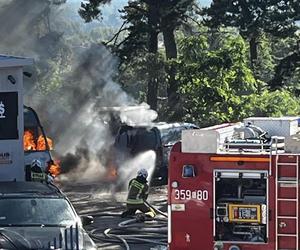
[
  {"x1": 112, "y1": 122, "x2": 199, "y2": 185},
  {"x1": 24, "y1": 106, "x2": 60, "y2": 180}
]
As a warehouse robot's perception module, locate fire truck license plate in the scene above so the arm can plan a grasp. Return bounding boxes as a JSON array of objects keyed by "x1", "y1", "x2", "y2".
[{"x1": 174, "y1": 189, "x2": 209, "y2": 201}]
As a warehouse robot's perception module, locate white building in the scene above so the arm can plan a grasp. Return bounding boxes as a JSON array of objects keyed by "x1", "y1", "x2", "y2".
[{"x1": 0, "y1": 55, "x2": 33, "y2": 181}]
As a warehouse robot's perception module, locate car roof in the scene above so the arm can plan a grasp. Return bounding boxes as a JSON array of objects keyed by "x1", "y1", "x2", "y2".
[
  {"x1": 0, "y1": 181, "x2": 63, "y2": 197},
  {"x1": 154, "y1": 122, "x2": 199, "y2": 130},
  {"x1": 119, "y1": 122, "x2": 199, "y2": 131}
]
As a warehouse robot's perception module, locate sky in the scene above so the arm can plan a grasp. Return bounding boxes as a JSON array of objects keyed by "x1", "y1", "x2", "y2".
[{"x1": 67, "y1": 0, "x2": 211, "y2": 27}]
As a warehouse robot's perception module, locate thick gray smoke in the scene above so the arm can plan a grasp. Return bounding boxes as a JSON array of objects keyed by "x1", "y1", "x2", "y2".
[{"x1": 0, "y1": 0, "x2": 158, "y2": 184}]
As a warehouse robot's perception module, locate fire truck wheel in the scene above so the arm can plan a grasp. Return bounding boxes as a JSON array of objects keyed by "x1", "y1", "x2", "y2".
[{"x1": 229, "y1": 245, "x2": 240, "y2": 250}]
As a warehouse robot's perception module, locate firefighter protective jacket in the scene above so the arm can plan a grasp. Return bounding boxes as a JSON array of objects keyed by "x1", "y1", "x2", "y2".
[{"x1": 126, "y1": 177, "x2": 149, "y2": 204}]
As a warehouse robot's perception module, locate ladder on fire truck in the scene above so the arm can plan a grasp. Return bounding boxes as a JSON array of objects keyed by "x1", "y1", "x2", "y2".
[{"x1": 275, "y1": 154, "x2": 299, "y2": 250}]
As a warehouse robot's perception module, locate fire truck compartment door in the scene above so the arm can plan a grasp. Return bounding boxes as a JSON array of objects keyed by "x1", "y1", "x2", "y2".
[{"x1": 213, "y1": 170, "x2": 268, "y2": 243}]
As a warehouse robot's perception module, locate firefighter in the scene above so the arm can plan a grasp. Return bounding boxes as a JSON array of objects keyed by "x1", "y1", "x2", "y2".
[{"x1": 121, "y1": 168, "x2": 156, "y2": 218}]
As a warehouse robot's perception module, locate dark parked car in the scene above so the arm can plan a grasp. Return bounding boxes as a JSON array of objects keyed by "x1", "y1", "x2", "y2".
[
  {"x1": 113, "y1": 122, "x2": 199, "y2": 185},
  {"x1": 0, "y1": 181, "x2": 96, "y2": 250}
]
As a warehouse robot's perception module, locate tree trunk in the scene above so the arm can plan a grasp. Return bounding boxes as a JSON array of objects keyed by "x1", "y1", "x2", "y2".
[
  {"x1": 146, "y1": 1, "x2": 159, "y2": 110},
  {"x1": 163, "y1": 27, "x2": 181, "y2": 121},
  {"x1": 269, "y1": 51, "x2": 300, "y2": 90},
  {"x1": 147, "y1": 75, "x2": 158, "y2": 110},
  {"x1": 249, "y1": 35, "x2": 258, "y2": 67}
]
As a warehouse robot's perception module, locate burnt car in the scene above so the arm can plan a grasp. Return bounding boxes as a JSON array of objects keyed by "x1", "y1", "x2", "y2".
[
  {"x1": 0, "y1": 181, "x2": 96, "y2": 250},
  {"x1": 113, "y1": 122, "x2": 199, "y2": 185},
  {"x1": 24, "y1": 106, "x2": 60, "y2": 179}
]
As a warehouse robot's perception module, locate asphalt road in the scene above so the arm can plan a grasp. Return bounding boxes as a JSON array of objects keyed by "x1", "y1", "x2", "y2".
[{"x1": 58, "y1": 180, "x2": 168, "y2": 250}]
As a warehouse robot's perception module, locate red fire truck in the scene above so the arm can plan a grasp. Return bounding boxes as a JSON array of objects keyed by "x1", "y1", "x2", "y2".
[{"x1": 168, "y1": 118, "x2": 300, "y2": 250}]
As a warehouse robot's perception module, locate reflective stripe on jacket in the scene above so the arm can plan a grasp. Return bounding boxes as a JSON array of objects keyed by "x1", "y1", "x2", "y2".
[{"x1": 126, "y1": 178, "x2": 149, "y2": 204}]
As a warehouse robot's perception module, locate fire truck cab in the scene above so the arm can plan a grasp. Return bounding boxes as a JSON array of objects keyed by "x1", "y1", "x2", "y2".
[{"x1": 168, "y1": 118, "x2": 300, "y2": 250}]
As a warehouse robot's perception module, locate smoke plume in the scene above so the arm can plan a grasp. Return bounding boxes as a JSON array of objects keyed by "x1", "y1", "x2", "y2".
[{"x1": 0, "y1": 0, "x2": 158, "y2": 185}]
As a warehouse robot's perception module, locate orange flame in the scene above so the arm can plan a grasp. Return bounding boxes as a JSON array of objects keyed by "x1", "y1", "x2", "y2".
[
  {"x1": 48, "y1": 160, "x2": 61, "y2": 177},
  {"x1": 24, "y1": 130, "x2": 53, "y2": 151},
  {"x1": 105, "y1": 164, "x2": 118, "y2": 181},
  {"x1": 24, "y1": 130, "x2": 36, "y2": 151},
  {"x1": 37, "y1": 135, "x2": 53, "y2": 150}
]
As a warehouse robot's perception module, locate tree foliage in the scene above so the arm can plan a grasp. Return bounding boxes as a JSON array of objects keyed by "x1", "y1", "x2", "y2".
[
  {"x1": 177, "y1": 32, "x2": 300, "y2": 126},
  {"x1": 0, "y1": 0, "x2": 72, "y2": 96},
  {"x1": 204, "y1": 0, "x2": 300, "y2": 65},
  {"x1": 79, "y1": 0, "x2": 197, "y2": 113},
  {"x1": 205, "y1": 0, "x2": 299, "y2": 37},
  {"x1": 79, "y1": 0, "x2": 112, "y2": 22},
  {"x1": 269, "y1": 35, "x2": 300, "y2": 89},
  {"x1": 243, "y1": 90, "x2": 300, "y2": 117},
  {"x1": 2, "y1": 0, "x2": 299, "y2": 129}
]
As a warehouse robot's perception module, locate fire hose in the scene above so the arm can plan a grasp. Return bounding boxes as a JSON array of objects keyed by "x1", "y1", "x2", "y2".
[
  {"x1": 144, "y1": 200, "x2": 168, "y2": 218},
  {"x1": 87, "y1": 204, "x2": 168, "y2": 250},
  {"x1": 89, "y1": 217, "x2": 167, "y2": 250}
]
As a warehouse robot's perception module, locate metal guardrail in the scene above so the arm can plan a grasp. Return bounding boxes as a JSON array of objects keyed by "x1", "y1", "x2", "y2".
[{"x1": 222, "y1": 136, "x2": 285, "y2": 153}]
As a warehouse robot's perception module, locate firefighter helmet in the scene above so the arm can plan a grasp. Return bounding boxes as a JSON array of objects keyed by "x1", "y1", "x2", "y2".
[{"x1": 137, "y1": 168, "x2": 148, "y2": 179}]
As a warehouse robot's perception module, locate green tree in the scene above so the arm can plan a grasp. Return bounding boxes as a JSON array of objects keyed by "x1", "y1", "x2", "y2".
[
  {"x1": 79, "y1": 0, "x2": 196, "y2": 115},
  {"x1": 177, "y1": 34, "x2": 257, "y2": 126},
  {"x1": 159, "y1": 0, "x2": 196, "y2": 120},
  {"x1": 177, "y1": 33, "x2": 300, "y2": 126},
  {"x1": 269, "y1": 36, "x2": 300, "y2": 90},
  {"x1": 0, "y1": 0, "x2": 72, "y2": 95},
  {"x1": 204, "y1": 0, "x2": 300, "y2": 67},
  {"x1": 80, "y1": 0, "x2": 161, "y2": 110},
  {"x1": 243, "y1": 90, "x2": 300, "y2": 117}
]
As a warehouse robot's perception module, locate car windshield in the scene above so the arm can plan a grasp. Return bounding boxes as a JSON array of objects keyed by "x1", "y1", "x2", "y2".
[
  {"x1": 0, "y1": 198, "x2": 76, "y2": 226},
  {"x1": 116, "y1": 128, "x2": 158, "y2": 152},
  {"x1": 160, "y1": 125, "x2": 199, "y2": 145},
  {"x1": 160, "y1": 128, "x2": 183, "y2": 145}
]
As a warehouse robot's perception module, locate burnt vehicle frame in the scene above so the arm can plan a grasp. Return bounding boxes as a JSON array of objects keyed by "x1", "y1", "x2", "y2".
[
  {"x1": 24, "y1": 106, "x2": 56, "y2": 180},
  {"x1": 113, "y1": 122, "x2": 199, "y2": 185}
]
